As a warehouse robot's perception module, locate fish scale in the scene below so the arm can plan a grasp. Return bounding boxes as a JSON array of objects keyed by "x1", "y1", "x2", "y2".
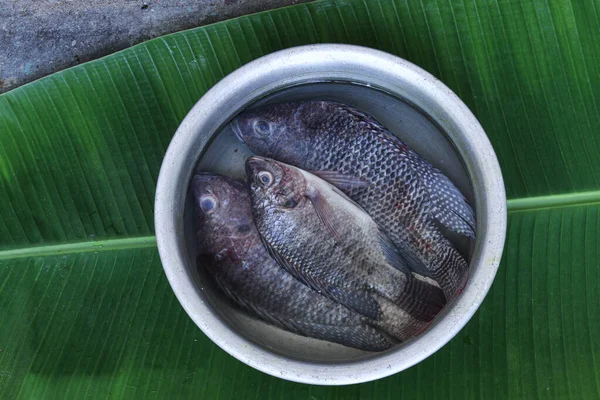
[{"x1": 233, "y1": 100, "x2": 475, "y2": 298}]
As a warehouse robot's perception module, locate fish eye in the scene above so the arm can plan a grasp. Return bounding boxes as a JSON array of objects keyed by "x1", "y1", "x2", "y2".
[
  {"x1": 257, "y1": 171, "x2": 274, "y2": 187},
  {"x1": 199, "y1": 195, "x2": 218, "y2": 214},
  {"x1": 254, "y1": 119, "x2": 271, "y2": 136}
]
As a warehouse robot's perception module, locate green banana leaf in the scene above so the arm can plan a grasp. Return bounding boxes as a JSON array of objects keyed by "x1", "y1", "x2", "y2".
[{"x1": 1, "y1": 0, "x2": 599, "y2": 398}]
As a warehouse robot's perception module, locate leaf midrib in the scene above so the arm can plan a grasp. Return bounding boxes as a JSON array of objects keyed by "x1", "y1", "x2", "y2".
[
  {"x1": 2, "y1": 189, "x2": 599, "y2": 260},
  {"x1": 0, "y1": 236, "x2": 157, "y2": 260}
]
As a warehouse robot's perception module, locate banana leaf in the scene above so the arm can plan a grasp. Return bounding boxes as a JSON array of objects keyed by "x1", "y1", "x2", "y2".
[{"x1": 1, "y1": 0, "x2": 599, "y2": 398}]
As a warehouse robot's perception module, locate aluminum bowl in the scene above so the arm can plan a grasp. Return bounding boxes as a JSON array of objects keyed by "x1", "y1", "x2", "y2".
[{"x1": 154, "y1": 44, "x2": 506, "y2": 385}]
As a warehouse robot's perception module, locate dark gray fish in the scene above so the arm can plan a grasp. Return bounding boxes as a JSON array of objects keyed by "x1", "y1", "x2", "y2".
[
  {"x1": 233, "y1": 101, "x2": 475, "y2": 299},
  {"x1": 245, "y1": 157, "x2": 446, "y2": 341},
  {"x1": 191, "y1": 173, "x2": 393, "y2": 351}
]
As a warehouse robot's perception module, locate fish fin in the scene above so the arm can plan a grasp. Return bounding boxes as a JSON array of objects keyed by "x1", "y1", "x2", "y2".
[
  {"x1": 425, "y1": 167, "x2": 476, "y2": 238},
  {"x1": 305, "y1": 185, "x2": 341, "y2": 241},
  {"x1": 396, "y1": 276, "x2": 447, "y2": 322},
  {"x1": 380, "y1": 232, "x2": 433, "y2": 279},
  {"x1": 402, "y1": 149, "x2": 476, "y2": 238},
  {"x1": 335, "y1": 102, "x2": 383, "y2": 130},
  {"x1": 286, "y1": 320, "x2": 394, "y2": 352},
  {"x1": 399, "y1": 247, "x2": 434, "y2": 278},
  {"x1": 330, "y1": 185, "x2": 365, "y2": 211},
  {"x1": 377, "y1": 229, "x2": 410, "y2": 274},
  {"x1": 309, "y1": 170, "x2": 370, "y2": 189},
  {"x1": 372, "y1": 295, "x2": 431, "y2": 341},
  {"x1": 326, "y1": 286, "x2": 382, "y2": 320},
  {"x1": 376, "y1": 230, "x2": 446, "y2": 321}
]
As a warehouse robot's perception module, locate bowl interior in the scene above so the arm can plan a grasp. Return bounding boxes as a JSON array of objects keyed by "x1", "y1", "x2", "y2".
[{"x1": 183, "y1": 82, "x2": 476, "y2": 362}]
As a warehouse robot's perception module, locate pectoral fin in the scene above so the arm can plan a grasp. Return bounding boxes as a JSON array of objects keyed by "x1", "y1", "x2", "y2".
[
  {"x1": 305, "y1": 185, "x2": 341, "y2": 241},
  {"x1": 377, "y1": 228, "x2": 432, "y2": 278},
  {"x1": 377, "y1": 228, "x2": 410, "y2": 274}
]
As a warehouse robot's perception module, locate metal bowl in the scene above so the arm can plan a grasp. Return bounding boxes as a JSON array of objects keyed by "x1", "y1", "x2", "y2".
[{"x1": 154, "y1": 44, "x2": 507, "y2": 385}]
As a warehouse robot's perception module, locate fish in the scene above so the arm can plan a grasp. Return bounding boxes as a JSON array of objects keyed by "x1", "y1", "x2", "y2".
[
  {"x1": 245, "y1": 157, "x2": 446, "y2": 341},
  {"x1": 191, "y1": 172, "x2": 393, "y2": 352},
  {"x1": 232, "y1": 100, "x2": 475, "y2": 299}
]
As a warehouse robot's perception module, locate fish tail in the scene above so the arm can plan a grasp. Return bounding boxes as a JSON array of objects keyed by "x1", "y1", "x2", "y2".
[
  {"x1": 426, "y1": 169, "x2": 476, "y2": 238},
  {"x1": 395, "y1": 275, "x2": 446, "y2": 322},
  {"x1": 432, "y1": 242, "x2": 469, "y2": 300},
  {"x1": 408, "y1": 152, "x2": 476, "y2": 238},
  {"x1": 374, "y1": 298, "x2": 430, "y2": 341}
]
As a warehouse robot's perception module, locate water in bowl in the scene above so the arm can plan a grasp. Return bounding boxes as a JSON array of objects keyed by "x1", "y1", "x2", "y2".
[{"x1": 184, "y1": 82, "x2": 475, "y2": 361}]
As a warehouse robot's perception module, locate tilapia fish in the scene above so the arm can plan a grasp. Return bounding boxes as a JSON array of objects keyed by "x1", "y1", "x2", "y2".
[
  {"x1": 245, "y1": 157, "x2": 446, "y2": 341},
  {"x1": 191, "y1": 173, "x2": 392, "y2": 351},
  {"x1": 233, "y1": 101, "x2": 475, "y2": 299}
]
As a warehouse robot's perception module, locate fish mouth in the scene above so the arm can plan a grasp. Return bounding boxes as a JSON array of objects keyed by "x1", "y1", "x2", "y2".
[{"x1": 230, "y1": 118, "x2": 244, "y2": 142}]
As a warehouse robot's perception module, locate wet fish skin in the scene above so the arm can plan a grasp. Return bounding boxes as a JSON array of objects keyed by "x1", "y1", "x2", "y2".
[
  {"x1": 191, "y1": 172, "x2": 393, "y2": 352},
  {"x1": 245, "y1": 157, "x2": 446, "y2": 341},
  {"x1": 233, "y1": 101, "x2": 474, "y2": 298}
]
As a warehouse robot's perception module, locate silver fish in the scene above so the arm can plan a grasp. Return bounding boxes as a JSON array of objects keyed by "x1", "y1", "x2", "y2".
[
  {"x1": 233, "y1": 101, "x2": 475, "y2": 298},
  {"x1": 245, "y1": 157, "x2": 446, "y2": 341},
  {"x1": 191, "y1": 173, "x2": 393, "y2": 351}
]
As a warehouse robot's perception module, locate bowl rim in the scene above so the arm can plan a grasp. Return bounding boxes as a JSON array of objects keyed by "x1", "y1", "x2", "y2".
[{"x1": 154, "y1": 43, "x2": 507, "y2": 385}]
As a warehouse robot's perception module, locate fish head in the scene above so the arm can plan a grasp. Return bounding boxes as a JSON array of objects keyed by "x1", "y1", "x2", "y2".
[
  {"x1": 190, "y1": 173, "x2": 254, "y2": 242},
  {"x1": 231, "y1": 102, "x2": 325, "y2": 165},
  {"x1": 245, "y1": 156, "x2": 308, "y2": 211}
]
